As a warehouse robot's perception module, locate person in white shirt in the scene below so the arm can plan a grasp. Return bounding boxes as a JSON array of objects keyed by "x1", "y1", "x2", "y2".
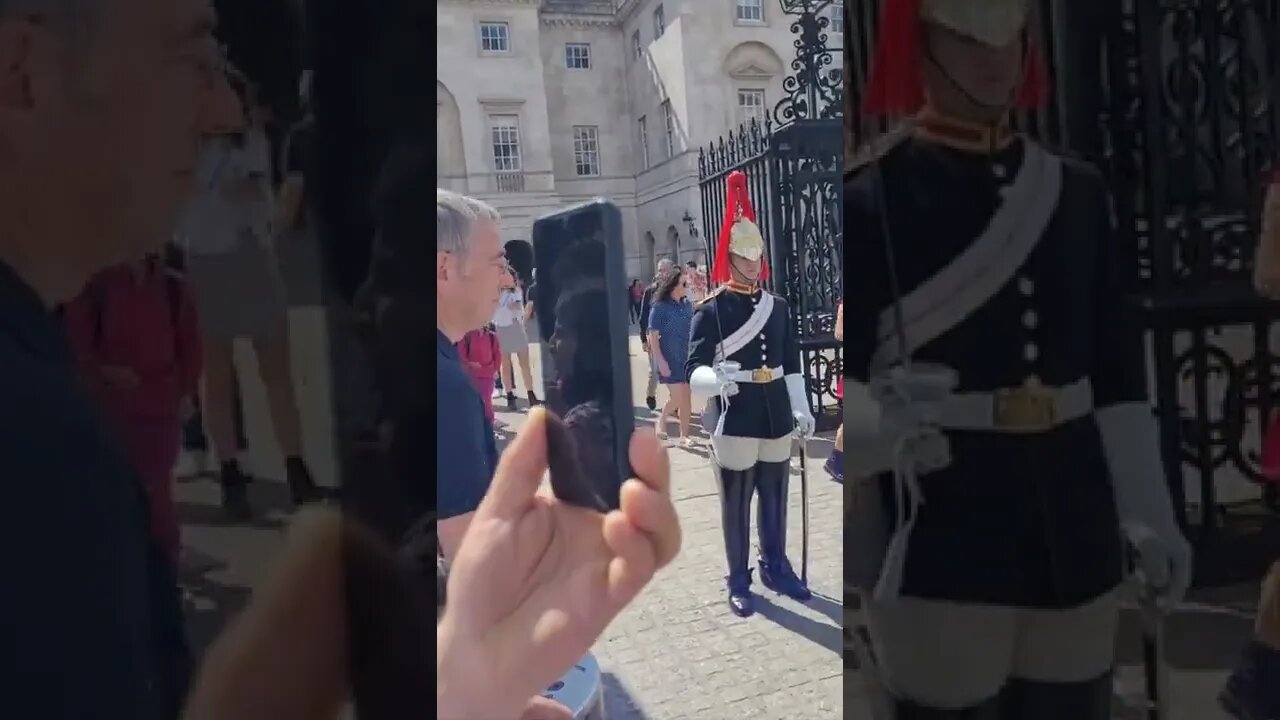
[
  {"x1": 175, "y1": 73, "x2": 324, "y2": 519},
  {"x1": 493, "y1": 267, "x2": 540, "y2": 411}
]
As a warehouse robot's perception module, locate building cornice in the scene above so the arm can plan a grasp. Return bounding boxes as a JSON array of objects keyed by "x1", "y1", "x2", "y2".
[
  {"x1": 614, "y1": 0, "x2": 643, "y2": 24},
  {"x1": 540, "y1": 14, "x2": 620, "y2": 28}
]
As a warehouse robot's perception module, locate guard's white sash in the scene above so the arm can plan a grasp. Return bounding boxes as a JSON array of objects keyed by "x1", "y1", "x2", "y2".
[
  {"x1": 704, "y1": 291, "x2": 776, "y2": 439},
  {"x1": 871, "y1": 143, "x2": 1064, "y2": 372},
  {"x1": 715, "y1": 291, "x2": 774, "y2": 363}
]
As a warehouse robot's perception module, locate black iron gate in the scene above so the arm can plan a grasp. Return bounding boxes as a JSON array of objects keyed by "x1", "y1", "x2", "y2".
[
  {"x1": 848, "y1": 0, "x2": 1280, "y2": 581},
  {"x1": 698, "y1": 0, "x2": 845, "y2": 430}
]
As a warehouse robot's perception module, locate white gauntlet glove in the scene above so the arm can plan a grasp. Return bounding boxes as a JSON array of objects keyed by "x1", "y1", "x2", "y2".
[
  {"x1": 785, "y1": 374, "x2": 816, "y2": 438},
  {"x1": 1096, "y1": 403, "x2": 1193, "y2": 610},
  {"x1": 844, "y1": 365, "x2": 958, "y2": 477},
  {"x1": 690, "y1": 362, "x2": 740, "y2": 398}
]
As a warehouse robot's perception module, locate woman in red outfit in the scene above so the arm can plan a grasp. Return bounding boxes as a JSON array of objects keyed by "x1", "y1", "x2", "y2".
[
  {"x1": 457, "y1": 324, "x2": 502, "y2": 425},
  {"x1": 63, "y1": 254, "x2": 203, "y2": 567}
]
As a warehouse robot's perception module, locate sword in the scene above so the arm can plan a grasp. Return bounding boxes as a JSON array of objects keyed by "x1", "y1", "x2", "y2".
[
  {"x1": 798, "y1": 425, "x2": 810, "y2": 585},
  {"x1": 1139, "y1": 590, "x2": 1170, "y2": 720},
  {"x1": 1129, "y1": 543, "x2": 1171, "y2": 720}
]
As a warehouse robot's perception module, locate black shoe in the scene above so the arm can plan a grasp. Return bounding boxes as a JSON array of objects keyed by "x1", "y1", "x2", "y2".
[
  {"x1": 285, "y1": 456, "x2": 325, "y2": 506},
  {"x1": 219, "y1": 462, "x2": 252, "y2": 521},
  {"x1": 1220, "y1": 641, "x2": 1280, "y2": 720},
  {"x1": 646, "y1": 395, "x2": 657, "y2": 411},
  {"x1": 506, "y1": 392, "x2": 517, "y2": 410},
  {"x1": 759, "y1": 557, "x2": 813, "y2": 602},
  {"x1": 527, "y1": 391, "x2": 541, "y2": 406},
  {"x1": 728, "y1": 577, "x2": 755, "y2": 618}
]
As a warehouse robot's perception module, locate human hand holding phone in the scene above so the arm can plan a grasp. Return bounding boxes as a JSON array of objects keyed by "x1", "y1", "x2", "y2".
[{"x1": 438, "y1": 409, "x2": 680, "y2": 719}]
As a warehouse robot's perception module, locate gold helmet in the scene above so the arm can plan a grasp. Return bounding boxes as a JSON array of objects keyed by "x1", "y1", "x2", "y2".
[{"x1": 729, "y1": 215, "x2": 765, "y2": 262}]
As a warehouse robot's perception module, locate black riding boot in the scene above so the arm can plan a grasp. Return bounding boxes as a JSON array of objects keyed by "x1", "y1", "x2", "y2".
[
  {"x1": 756, "y1": 460, "x2": 811, "y2": 601},
  {"x1": 715, "y1": 464, "x2": 756, "y2": 617}
]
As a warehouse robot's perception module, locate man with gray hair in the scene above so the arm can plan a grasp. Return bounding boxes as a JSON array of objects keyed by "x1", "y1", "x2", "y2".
[
  {"x1": 432, "y1": 188, "x2": 510, "y2": 558},
  {"x1": 0, "y1": 0, "x2": 241, "y2": 717}
]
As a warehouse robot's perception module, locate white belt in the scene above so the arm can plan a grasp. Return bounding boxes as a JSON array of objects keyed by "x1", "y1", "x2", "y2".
[
  {"x1": 936, "y1": 377, "x2": 1094, "y2": 433},
  {"x1": 728, "y1": 365, "x2": 784, "y2": 384}
]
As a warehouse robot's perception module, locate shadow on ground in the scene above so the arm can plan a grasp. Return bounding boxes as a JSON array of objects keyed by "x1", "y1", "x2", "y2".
[
  {"x1": 806, "y1": 591, "x2": 844, "y2": 627},
  {"x1": 601, "y1": 672, "x2": 651, "y2": 720},
  {"x1": 176, "y1": 479, "x2": 294, "y2": 531},
  {"x1": 755, "y1": 594, "x2": 842, "y2": 657}
]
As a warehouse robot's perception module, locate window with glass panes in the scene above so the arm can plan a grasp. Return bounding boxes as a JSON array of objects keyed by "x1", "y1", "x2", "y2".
[
  {"x1": 573, "y1": 126, "x2": 601, "y2": 176},
  {"x1": 489, "y1": 115, "x2": 521, "y2": 171},
  {"x1": 638, "y1": 116, "x2": 650, "y2": 168},
  {"x1": 565, "y1": 43, "x2": 591, "y2": 69},
  {"x1": 738, "y1": 89, "x2": 765, "y2": 127},
  {"x1": 736, "y1": 0, "x2": 763, "y2": 22},
  {"x1": 479, "y1": 21, "x2": 509, "y2": 53},
  {"x1": 662, "y1": 101, "x2": 675, "y2": 157}
]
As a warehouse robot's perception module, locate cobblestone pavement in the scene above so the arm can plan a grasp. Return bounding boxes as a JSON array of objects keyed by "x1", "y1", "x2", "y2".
[{"x1": 494, "y1": 332, "x2": 845, "y2": 719}]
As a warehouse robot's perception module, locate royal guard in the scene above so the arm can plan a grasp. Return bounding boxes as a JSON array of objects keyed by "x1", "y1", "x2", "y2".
[
  {"x1": 687, "y1": 170, "x2": 815, "y2": 618},
  {"x1": 843, "y1": 0, "x2": 1192, "y2": 717}
]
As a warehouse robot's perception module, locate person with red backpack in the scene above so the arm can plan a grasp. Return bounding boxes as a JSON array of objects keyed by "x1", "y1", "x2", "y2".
[
  {"x1": 457, "y1": 324, "x2": 502, "y2": 425},
  {"x1": 61, "y1": 254, "x2": 203, "y2": 568}
]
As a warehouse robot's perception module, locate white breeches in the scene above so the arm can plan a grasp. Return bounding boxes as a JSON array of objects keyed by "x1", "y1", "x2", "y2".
[
  {"x1": 864, "y1": 587, "x2": 1121, "y2": 709},
  {"x1": 711, "y1": 434, "x2": 792, "y2": 471}
]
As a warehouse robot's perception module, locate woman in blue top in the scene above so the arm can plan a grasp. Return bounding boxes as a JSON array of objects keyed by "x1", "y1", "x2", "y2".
[{"x1": 647, "y1": 269, "x2": 695, "y2": 448}]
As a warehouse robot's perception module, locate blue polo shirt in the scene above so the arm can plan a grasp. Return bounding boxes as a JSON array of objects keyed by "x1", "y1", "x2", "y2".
[
  {"x1": 436, "y1": 329, "x2": 498, "y2": 518},
  {"x1": 0, "y1": 261, "x2": 190, "y2": 718}
]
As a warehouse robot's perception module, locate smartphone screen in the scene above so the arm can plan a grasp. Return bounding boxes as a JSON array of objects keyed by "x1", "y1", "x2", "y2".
[{"x1": 532, "y1": 200, "x2": 634, "y2": 511}]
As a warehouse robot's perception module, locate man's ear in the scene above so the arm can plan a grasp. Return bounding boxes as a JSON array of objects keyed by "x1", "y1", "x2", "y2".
[{"x1": 437, "y1": 252, "x2": 450, "y2": 282}]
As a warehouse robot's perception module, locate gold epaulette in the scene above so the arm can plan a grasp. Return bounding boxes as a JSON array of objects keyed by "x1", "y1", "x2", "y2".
[
  {"x1": 697, "y1": 286, "x2": 726, "y2": 305},
  {"x1": 845, "y1": 124, "x2": 912, "y2": 180}
]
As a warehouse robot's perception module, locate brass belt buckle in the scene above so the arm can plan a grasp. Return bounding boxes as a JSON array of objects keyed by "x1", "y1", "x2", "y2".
[
  {"x1": 993, "y1": 379, "x2": 1058, "y2": 432},
  {"x1": 751, "y1": 367, "x2": 774, "y2": 383}
]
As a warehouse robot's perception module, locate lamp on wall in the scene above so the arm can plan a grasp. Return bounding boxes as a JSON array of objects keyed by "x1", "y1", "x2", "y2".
[{"x1": 681, "y1": 211, "x2": 700, "y2": 239}]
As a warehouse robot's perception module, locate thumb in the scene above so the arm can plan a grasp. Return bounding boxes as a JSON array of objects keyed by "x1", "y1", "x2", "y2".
[
  {"x1": 183, "y1": 508, "x2": 348, "y2": 720},
  {"x1": 475, "y1": 407, "x2": 550, "y2": 521}
]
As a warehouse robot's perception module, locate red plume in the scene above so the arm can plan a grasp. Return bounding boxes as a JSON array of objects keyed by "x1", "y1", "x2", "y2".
[
  {"x1": 711, "y1": 170, "x2": 771, "y2": 284},
  {"x1": 863, "y1": 0, "x2": 1051, "y2": 117},
  {"x1": 864, "y1": 0, "x2": 925, "y2": 117}
]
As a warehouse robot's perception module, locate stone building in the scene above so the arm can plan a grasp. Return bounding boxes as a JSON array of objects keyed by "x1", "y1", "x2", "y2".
[{"x1": 436, "y1": 0, "x2": 844, "y2": 281}]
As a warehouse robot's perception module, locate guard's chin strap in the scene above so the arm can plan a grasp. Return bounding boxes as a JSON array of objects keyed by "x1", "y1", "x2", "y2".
[
  {"x1": 922, "y1": 30, "x2": 1031, "y2": 156},
  {"x1": 728, "y1": 256, "x2": 762, "y2": 286}
]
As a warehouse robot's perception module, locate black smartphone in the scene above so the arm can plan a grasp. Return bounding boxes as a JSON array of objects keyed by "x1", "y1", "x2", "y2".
[{"x1": 532, "y1": 199, "x2": 634, "y2": 511}]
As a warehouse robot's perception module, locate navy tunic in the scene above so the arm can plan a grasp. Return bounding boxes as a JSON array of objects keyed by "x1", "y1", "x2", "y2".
[
  {"x1": 844, "y1": 135, "x2": 1140, "y2": 609},
  {"x1": 686, "y1": 288, "x2": 801, "y2": 441}
]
